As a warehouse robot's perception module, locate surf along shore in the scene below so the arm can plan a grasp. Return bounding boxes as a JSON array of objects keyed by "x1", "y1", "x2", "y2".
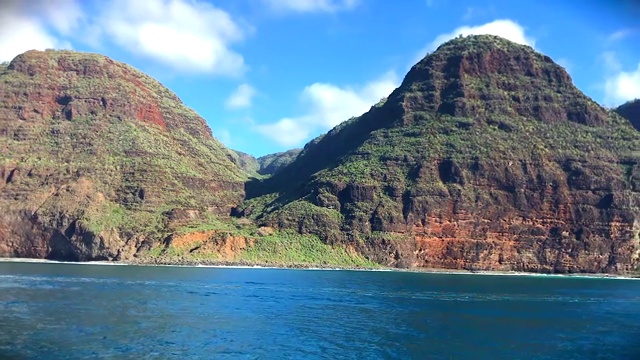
[{"x1": 1, "y1": 257, "x2": 639, "y2": 279}]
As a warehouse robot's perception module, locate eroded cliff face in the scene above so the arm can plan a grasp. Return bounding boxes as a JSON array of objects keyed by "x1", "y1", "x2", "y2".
[
  {"x1": 0, "y1": 50, "x2": 246, "y2": 261},
  {"x1": 244, "y1": 35, "x2": 640, "y2": 273},
  {"x1": 348, "y1": 158, "x2": 640, "y2": 273}
]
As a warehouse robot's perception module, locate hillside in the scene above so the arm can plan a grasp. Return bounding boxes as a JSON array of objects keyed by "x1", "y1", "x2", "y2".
[
  {"x1": 229, "y1": 148, "x2": 301, "y2": 177},
  {"x1": 240, "y1": 35, "x2": 640, "y2": 274},
  {"x1": 615, "y1": 99, "x2": 640, "y2": 131},
  {"x1": 257, "y1": 149, "x2": 302, "y2": 175},
  {"x1": 230, "y1": 150, "x2": 260, "y2": 177},
  {"x1": 0, "y1": 50, "x2": 246, "y2": 261}
]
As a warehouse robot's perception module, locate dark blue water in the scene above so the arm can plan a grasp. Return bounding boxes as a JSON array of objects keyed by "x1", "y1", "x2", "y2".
[{"x1": 1, "y1": 262, "x2": 639, "y2": 359}]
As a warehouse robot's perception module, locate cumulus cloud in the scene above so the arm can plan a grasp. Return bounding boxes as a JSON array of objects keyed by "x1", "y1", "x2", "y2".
[
  {"x1": 213, "y1": 129, "x2": 233, "y2": 146},
  {"x1": 604, "y1": 62, "x2": 640, "y2": 106},
  {"x1": 95, "y1": 0, "x2": 247, "y2": 75},
  {"x1": 226, "y1": 84, "x2": 257, "y2": 109},
  {"x1": 255, "y1": 71, "x2": 399, "y2": 146},
  {"x1": 410, "y1": 19, "x2": 535, "y2": 69},
  {"x1": 0, "y1": 0, "x2": 79, "y2": 62},
  {"x1": 262, "y1": 0, "x2": 358, "y2": 13},
  {"x1": 0, "y1": 0, "x2": 248, "y2": 75}
]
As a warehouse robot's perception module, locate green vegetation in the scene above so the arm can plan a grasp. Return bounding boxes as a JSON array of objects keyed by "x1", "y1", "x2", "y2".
[
  {"x1": 139, "y1": 209, "x2": 377, "y2": 268},
  {"x1": 257, "y1": 148, "x2": 302, "y2": 175},
  {"x1": 240, "y1": 231, "x2": 378, "y2": 267}
]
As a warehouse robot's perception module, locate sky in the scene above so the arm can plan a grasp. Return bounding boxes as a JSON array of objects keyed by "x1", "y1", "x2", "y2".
[{"x1": 1, "y1": 0, "x2": 639, "y2": 157}]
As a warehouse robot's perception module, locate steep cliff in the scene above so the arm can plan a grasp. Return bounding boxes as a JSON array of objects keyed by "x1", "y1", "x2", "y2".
[
  {"x1": 242, "y1": 35, "x2": 640, "y2": 274},
  {"x1": 0, "y1": 50, "x2": 246, "y2": 261},
  {"x1": 615, "y1": 99, "x2": 640, "y2": 131}
]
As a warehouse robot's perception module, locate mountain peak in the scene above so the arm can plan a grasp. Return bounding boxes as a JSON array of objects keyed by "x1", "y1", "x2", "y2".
[
  {"x1": 435, "y1": 34, "x2": 533, "y2": 52},
  {"x1": 4, "y1": 49, "x2": 212, "y2": 138},
  {"x1": 393, "y1": 35, "x2": 606, "y2": 126}
]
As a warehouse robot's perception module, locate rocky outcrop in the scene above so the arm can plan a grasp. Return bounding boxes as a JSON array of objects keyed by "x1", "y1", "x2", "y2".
[
  {"x1": 244, "y1": 35, "x2": 640, "y2": 274},
  {"x1": 0, "y1": 50, "x2": 246, "y2": 261}
]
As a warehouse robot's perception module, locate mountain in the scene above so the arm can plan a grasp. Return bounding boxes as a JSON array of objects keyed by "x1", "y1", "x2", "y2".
[
  {"x1": 257, "y1": 149, "x2": 302, "y2": 175},
  {"x1": 0, "y1": 50, "x2": 246, "y2": 261},
  {"x1": 615, "y1": 99, "x2": 640, "y2": 131},
  {"x1": 241, "y1": 35, "x2": 640, "y2": 274},
  {"x1": 230, "y1": 150, "x2": 260, "y2": 177},
  {"x1": 229, "y1": 148, "x2": 302, "y2": 177}
]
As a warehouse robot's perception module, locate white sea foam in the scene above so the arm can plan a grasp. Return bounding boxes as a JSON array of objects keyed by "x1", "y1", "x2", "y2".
[{"x1": 1, "y1": 257, "x2": 638, "y2": 280}]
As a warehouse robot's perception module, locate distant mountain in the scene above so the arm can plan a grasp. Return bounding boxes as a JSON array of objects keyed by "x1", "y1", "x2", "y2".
[
  {"x1": 241, "y1": 35, "x2": 640, "y2": 273},
  {"x1": 615, "y1": 99, "x2": 640, "y2": 131},
  {"x1": 230, "y1": 150, "x2": 260, "y2": 177},
  {"x1": 229, "y1": 149, "x2": 302, "y2": 177},
  {"x1": 257, "y1": 149, "x2": 302, "y2": 175},
  {"x1": 0, "y1": 50, "x2": 246, "y2": 261}
]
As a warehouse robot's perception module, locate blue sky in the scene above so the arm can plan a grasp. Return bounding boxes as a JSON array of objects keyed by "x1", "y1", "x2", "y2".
[{"x1": 1, "y1": 0, "x2": 639, "y2": 157}]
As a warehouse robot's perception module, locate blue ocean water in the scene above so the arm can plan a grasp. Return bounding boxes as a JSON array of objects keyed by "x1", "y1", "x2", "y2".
[{"x1": 0, "y1": 262, "x2": 639, "y2": 360}]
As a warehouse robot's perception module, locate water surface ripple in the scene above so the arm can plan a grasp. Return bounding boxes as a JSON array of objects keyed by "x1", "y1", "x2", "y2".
[{"x1": 0, "y1": 262, "x2": 639, "y2": 359}]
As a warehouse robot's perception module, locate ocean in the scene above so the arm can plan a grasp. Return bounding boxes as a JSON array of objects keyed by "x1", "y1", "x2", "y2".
[{"x1": 0, "y1": 261, "x2": 639, "y2": 359}]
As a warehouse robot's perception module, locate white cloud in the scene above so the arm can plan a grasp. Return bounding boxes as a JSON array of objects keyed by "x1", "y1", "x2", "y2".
[
  {"x1": 95, "y1": 0, "x2": 247, "y2": 75},
  {"x1": 0, "y1": 0, "x2": 249, "y2": 75},
  {"x1": 213, "y1": 129, "x2": 233, "y2": 146},
  {"x1": 411, "y1": 19, "x2": 535, "y2": 69},
  {"x1": 604, "y1": 62, "x2": 640, "y2": 106},
  {"x1": 226, "y1": 84, "x2": 257, "y2": 109},
  {"x1": 607, "y1": 28, "x2": 636, "y2": 43},
  {"x1": 602, "y1": 51, "x2": 621, "y2": 72},
  {"x1": 0, "y1": 0, "x2": 78, "y2": 62},
  {"x1": 255, "y1": 71, "x2": 399, "y2": 146},
  {"x1": 255, "y1": 118, "x2": 311, "y2": 146},
  {"x1": 262, "y1": 0, "x2": 358, "y2": 13}
]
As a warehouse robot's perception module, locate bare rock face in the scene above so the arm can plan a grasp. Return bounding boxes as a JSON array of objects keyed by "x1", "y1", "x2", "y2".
[
  {"x1": 0, "y1": 50, "x2": 245, "y2": 261},
  {"x1": 244, "y1": 35, "x2": 640, "y2": 274}
]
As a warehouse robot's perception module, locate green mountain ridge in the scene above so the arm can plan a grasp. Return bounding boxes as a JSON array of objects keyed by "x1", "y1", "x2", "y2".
[
  {"x1": 1, "y1": 36, "x2": 639, "y2": 273},
  {"x1": 241, "y1": 35, "x2": 640, "y2": 273}
]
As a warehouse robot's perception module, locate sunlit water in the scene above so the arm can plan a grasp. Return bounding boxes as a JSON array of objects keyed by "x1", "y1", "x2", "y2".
[{"x1": 1, "y1": 261, "x2": 639, "y2": 359}]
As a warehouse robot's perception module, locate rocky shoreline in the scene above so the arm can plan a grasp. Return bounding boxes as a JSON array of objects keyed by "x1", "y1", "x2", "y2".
[{"x1": 2, "y1": 257, "x2": 638, "y2": 279}]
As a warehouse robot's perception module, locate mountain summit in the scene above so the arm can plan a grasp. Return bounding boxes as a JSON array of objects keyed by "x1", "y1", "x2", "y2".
[
  {"x1": 0, "y1": 50, "x2": 245, "y2": 261},
  {"x1": 242, "y1": 35, "x2": 640, "y2": 273}
]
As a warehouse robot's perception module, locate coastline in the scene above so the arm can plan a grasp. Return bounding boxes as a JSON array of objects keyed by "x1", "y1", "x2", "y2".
[{"x1": 1, "y1": 256, "x2": 639, "y2": 280}]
